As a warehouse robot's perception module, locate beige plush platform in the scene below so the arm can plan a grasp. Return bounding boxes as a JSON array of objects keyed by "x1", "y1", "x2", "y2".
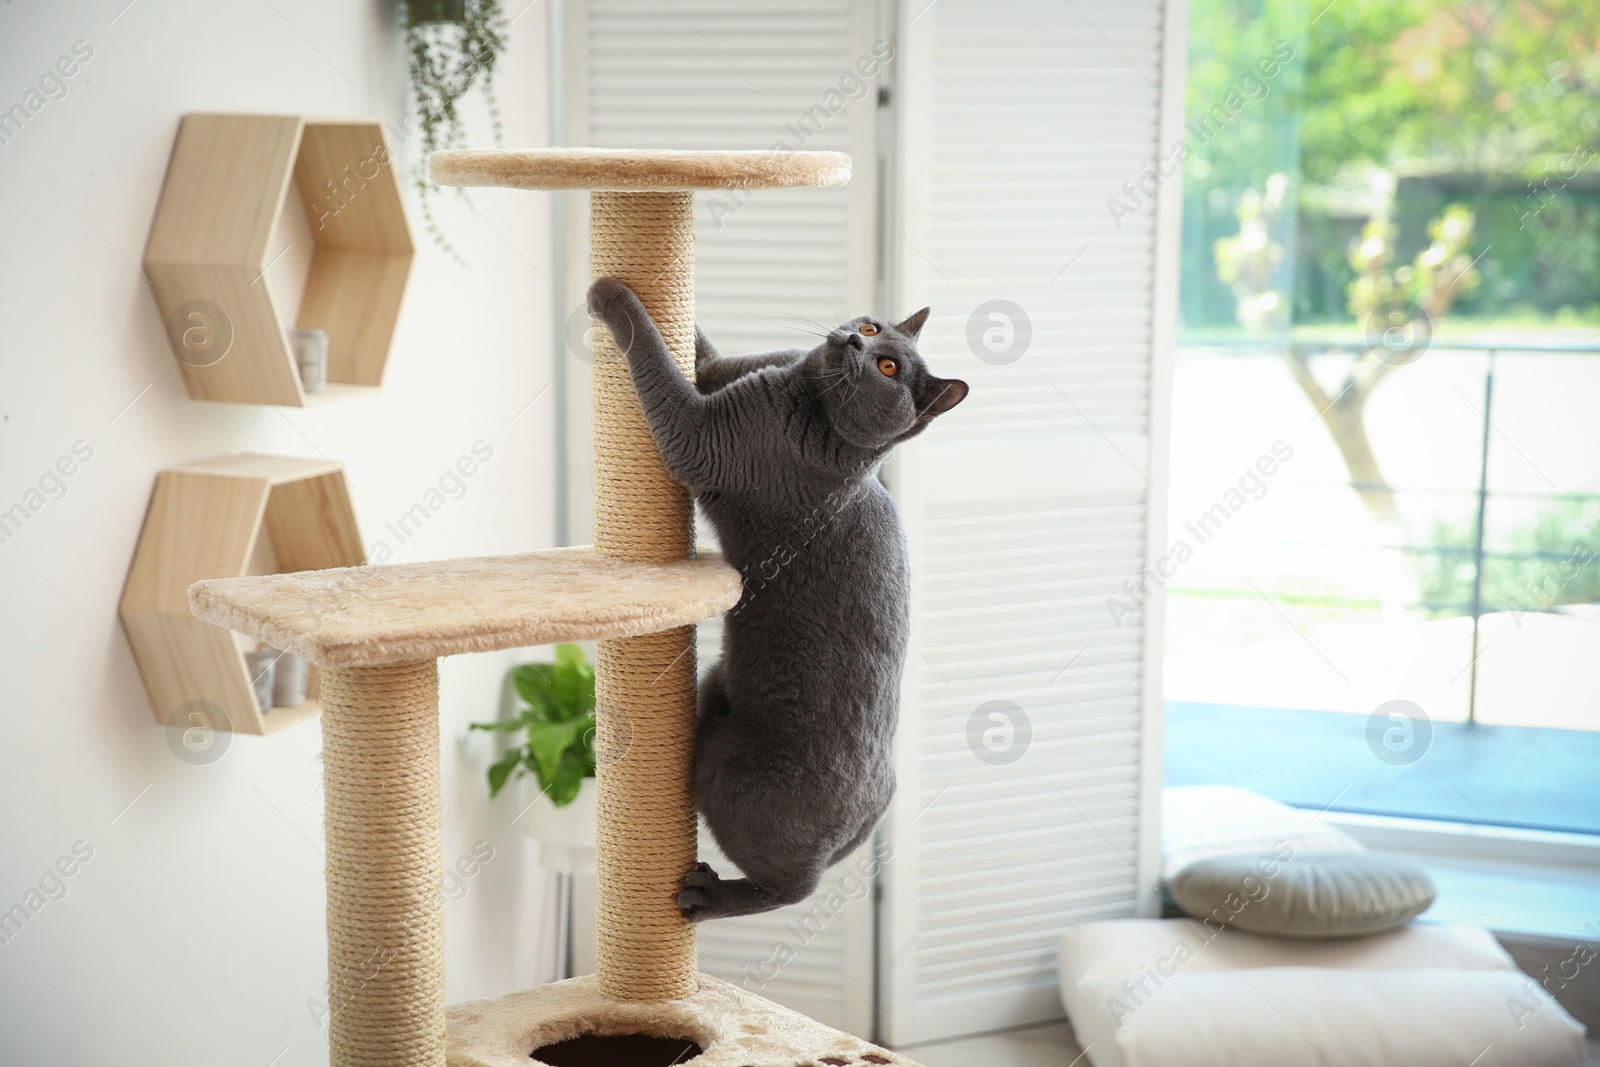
[
  {"x1": 188, "y1": 546, "x2": 741, "y2": 667},
  {"x1": 430, "y1": 147, "x2": 852, "y2": 191},
  {"x1": 448, "y1": 973, "x2": 921, "y2": 1067}
]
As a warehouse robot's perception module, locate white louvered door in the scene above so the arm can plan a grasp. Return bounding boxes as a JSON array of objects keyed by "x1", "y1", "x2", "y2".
[
  {"x1": 561, "y1": 0, "x2": 883, "y2": 1035},
  {"x1": 563, "y1": 0, "x2": 1186, "y2": 1045},
  {"x1": 880, "y1": 0, "x2": 1185, "y2": 1045}
]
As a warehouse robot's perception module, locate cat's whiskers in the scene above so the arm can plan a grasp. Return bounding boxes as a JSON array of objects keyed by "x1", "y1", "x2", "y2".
[
  {"x1": 780, "y1": 312, "x2": 837, "y2": 337},
  {"x1": 773, "y1": 324, "x2": 829, "y2": 340},
  {"x1": 811, "y1": 351, "x2": 856, "y2": 398},
  {"x1": 842, "y1": 374, "x2": 864, "y2": 407},
  {"x1": 814, "y1": 369, "x2": 853, "y2": 398}
]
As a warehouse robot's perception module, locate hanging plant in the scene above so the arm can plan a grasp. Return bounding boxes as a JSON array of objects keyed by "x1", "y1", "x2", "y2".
[{"x1": 402, "y1": 0, "x2": 507, "y2": 262}]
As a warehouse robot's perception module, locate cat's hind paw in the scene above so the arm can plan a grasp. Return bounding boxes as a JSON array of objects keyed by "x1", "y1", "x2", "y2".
[{"x1": 677, "y1": 861, "x2": 720, "y2": 923}]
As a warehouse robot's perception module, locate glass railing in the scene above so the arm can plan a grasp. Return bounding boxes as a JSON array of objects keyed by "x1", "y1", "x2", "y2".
[{"x1": 1163, "y1": 333, "x2": 1600, "y2": 834}]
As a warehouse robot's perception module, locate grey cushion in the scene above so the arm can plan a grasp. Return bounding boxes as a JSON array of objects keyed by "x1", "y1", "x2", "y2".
[{"x1": 1169, "y1": 851, "x2": 1437, "y2": 939}]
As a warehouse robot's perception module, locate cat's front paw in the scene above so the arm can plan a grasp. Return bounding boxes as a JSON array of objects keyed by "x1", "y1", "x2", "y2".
[
  {"x1": 677, "y1": 861, "x2": 719, "y2": 924},
  {"x1": 586, "y1": 276, "x2": 635, "y2": 320}
]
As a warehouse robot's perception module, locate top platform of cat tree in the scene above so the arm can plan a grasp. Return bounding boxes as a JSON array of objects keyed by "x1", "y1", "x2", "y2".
[
  {"x1": 429, "y1": 147, "x2": 852, "y2": 191},
  {"x1": 188, "y1": 547, "x2": 741, "y2": 667}
]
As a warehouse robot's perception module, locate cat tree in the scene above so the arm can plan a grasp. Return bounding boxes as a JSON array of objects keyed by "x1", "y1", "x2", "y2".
[{"x1": 190, "y1": 148, "x2": 922, "y2": 1067}]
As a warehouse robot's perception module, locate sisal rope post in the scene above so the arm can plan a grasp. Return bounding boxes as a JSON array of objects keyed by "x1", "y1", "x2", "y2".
[
  {"x1": 319, "y1": 660, "x2": 446, "y2": 1067},
  {"x1": 588, "y1": 190, "x2": 701, "y2": 1000}
]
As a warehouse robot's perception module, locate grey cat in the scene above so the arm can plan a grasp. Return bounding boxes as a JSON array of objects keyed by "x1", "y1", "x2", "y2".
[{"x1": 587, "y1": 277, "x2": 968, "y2": 922}]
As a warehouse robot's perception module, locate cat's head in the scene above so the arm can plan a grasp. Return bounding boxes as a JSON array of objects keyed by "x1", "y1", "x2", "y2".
[{"x1": 812, "y1": 308, "x2": 968, "y2": 448}]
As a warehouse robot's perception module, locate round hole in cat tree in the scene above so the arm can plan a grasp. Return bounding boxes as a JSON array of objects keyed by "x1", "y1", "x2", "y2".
[{"x1": 530, "y1": 1032, "x2": 704, "y2": 1066}]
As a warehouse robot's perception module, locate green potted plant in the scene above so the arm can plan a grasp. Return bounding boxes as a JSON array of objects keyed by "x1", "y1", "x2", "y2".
[
  {"x1": 471, "y1": 644, "x2": 597, "y2": 865},
  {"x1": 401, "y1": 0, "x2": 507, "y2": 261}
]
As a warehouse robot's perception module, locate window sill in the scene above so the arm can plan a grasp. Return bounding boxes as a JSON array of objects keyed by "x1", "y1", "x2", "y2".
[{"x1": 1321, "y1": 810, "x2": 1600, "y2": 941}]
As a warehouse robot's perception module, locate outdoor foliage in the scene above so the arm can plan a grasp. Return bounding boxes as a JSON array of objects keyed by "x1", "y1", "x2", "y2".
[
  {"x1": 1213, "y1": 175, "x2": 1293, "y2": 331},
  {"x1": 1299, "y1": 0, "x2": 1600, "y2": 182},
  {"x1": 1187, "y1": 0, "x2": 1600, "y2": 184},
  {"x1": 1345, "y1": 192, "x2": 1479, "y2": 324},
  {"x1": 470, "y1": 644, "x2": 596, "y2": 807},
  {"x1": 1419, "y1": 498, "x2": 1600, "y2": 614},
  {"x1": 1182, "y1": 0, "x2": 1600, "y2": 327}
]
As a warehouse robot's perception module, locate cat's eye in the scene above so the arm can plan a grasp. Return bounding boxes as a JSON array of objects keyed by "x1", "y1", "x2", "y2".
[
  {"x1": 859, "y1": 323, "x2": 880, "y2": 336},
  {"x1": 877, "y1": 357, "x2": 899, "y2": 377}
]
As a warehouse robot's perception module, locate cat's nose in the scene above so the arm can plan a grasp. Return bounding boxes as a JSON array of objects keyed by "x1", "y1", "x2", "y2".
[{"x1": 844, "y1": 333, "x2": 864, "y2": 350}]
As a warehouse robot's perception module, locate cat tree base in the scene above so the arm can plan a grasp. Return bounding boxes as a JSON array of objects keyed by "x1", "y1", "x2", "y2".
[{"x1": 448, "y1": 973, "x2": 922, "y2": 1067}]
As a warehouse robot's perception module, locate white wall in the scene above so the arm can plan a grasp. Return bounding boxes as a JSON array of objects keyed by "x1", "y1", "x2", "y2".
[{"x1": 0, "y1": 3, "x2": 560, "y2": 1064}]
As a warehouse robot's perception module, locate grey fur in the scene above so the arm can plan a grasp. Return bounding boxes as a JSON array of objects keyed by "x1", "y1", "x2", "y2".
[{"x1": 587, "y1": 277, "x2": 968, "y2": 922}]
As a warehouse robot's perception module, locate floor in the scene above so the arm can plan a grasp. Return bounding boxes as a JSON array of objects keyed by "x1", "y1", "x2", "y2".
[
  {"x1": 1165, "y1": 700, "x2": 1600, "y2": 835},
  {"x1": 912, "y1": 1020, "x2": 1085, "y2": 1067},
  {"x1": 909, "y1": 1020, "x2": 1600, "y2": 1066}
]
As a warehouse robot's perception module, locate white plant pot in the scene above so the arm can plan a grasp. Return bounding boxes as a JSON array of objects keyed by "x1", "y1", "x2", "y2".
[{"x1": 520, "y1": 775, "x2": 597, "y2": 874}]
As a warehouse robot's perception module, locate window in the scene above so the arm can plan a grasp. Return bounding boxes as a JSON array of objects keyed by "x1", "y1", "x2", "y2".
[{"x1": 1165, "y1": 0, "x2": 1600, "y2": 837}]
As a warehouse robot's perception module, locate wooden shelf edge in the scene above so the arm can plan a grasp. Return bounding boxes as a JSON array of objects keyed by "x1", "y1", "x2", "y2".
[
  {"x1": 182, "y1": 382, "x2": 383, "y2": 408},
  {"x1": 298, "y1": 383, "x2": 381, "y2": 407},
  {"x1": 166, "y1": 453, "x2": 343, "y2": 483},
  {"x1": 259, "y1": 698, "x2": 322, "y2": 735}
]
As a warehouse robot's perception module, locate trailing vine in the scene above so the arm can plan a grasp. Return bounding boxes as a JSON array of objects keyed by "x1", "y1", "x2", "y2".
[{"x1": 403, "y1": 0, "x2": 507, "y2": 263}]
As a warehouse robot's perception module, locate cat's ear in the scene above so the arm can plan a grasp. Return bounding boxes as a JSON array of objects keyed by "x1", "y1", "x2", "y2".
[
  {"x1": 894, "y1": 307, "x2": 931, "y2": 340},
  {"x1": 917, "y1": 376, "x2": 969, "y2": 419}
]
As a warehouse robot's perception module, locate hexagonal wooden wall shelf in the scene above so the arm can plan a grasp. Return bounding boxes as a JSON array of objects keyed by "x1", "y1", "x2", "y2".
[
  {"x1": 144, "y1": 113, "x2": 413, "y2": 406},
  {"x1": 120, "y1": 454, "x2": 365, "y2": 735}
]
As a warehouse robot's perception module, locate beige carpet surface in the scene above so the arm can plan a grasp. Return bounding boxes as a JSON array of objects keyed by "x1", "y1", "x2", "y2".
[
  {"x1": 447, "y1": 973, "x2": 922, "y2": 1067},
  {"x1": 430, "y1": 147, "x2": 852, "y2": 191},
  {"x1": 189, "y1": 546, "x2": 741, "y2": 667}
]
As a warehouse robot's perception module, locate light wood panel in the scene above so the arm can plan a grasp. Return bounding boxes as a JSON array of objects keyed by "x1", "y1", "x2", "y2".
[
  {"x1": 297, "y1": 249, "x2": 412, "y2": 386},
  {"x1": 169, "y1": 453, "x2": 341, "y2": 484},
  {"x1": 121, "y1": 612, "x2": 258, "y2": 731},
  {"x1": 119, "y1": 454, "x2": 364, "y2": 735},
  {"x1": 295, "y1": 123, "x2": 414, "y2": 252},
  {"x1": 143, "y1": 113, "x2": 413, "y2": 406},
  {"x1": 145, "y1": 113, "x2": 301, "y2": 270},
  {"x1": 263, "y1": 472, "x2": 364, "y2": 574}
]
